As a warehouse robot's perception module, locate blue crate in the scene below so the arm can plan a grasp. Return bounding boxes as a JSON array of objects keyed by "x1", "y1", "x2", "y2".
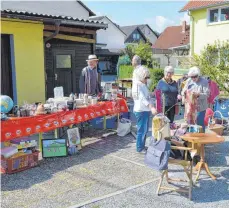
[
  {"x1": 90, "y1": 116, "x2": 117, "y2": 129},
  {"x1": 90, "y1": 117, "x2": 104, "y2": 129},
  {"x1": 120, "y1": 112, "x2": 130, "y2": 119},
  {"x1": 106, "y1": 116, "x2": 117, "y2": 129},
  {"x1": 214, "y1": 98, "x2": 229, "y2": 118}
]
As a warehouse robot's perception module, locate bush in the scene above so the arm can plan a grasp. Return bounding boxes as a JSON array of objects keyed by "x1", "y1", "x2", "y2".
[
  {"x1": 194, "y1": 40, "x2": 229, "y2": 94},
  {"x1": 149, "y1": 68, "x2": 164, "y2": 91},
  {"x1": 118, "y1": 55, "x2": 131, "y2": 66},
  {"x1": 118, "y1": 65, "x2": 163, "y2": 92}
]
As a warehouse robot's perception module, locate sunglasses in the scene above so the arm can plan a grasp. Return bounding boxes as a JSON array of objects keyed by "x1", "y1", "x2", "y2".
[{"x1": 191, "y1": 75, "x2": 198, "y2": 79}]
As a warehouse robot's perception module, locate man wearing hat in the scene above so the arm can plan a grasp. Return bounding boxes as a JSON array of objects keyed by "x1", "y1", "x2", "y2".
[{"x1": 79, "y1": 55, "x2": 102, "y2": 95}]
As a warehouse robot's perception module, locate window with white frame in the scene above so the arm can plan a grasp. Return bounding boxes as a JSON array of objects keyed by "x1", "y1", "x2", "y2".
[
  {"x1": 133, "y1": 33, "x2": 137, "y2": 39},
  {"x1": 209, "y1": 7, "x2": 229, "y2": 23}
]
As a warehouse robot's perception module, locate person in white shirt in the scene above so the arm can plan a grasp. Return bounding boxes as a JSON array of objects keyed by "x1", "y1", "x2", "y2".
[
  {"x1": 132, "y1": 55, "x2": 141, "y2": 84},
  {"x1": 132, "y1": 66, "x2": 157, "y2": 153}
]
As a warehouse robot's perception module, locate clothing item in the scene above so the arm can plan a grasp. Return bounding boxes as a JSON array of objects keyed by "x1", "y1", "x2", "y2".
[
  {"x1": 165, "y1": 106, "x2": 176, "y2": 123},
  {"x1": 182, "y1": 77, "x2": 209, "y2": 112},
  {"x1": 132, "y1": 65, "x2": 142, "y2": 84},
  {"x1": 196, "y1": 110, "x2": 206, "y2": 132},
  {"x1": 208, "y1": 80, "x2": 219, "y2": 104},
  {"x1": 134, "y1": 111, "x2": 150, "y2": 152},
  {"x1": 154, "y1": 89, "x2": 163, "y2": 114},
  {"x1": 132, "y1": 81, "x2": 151, "y2": 112},
  {"x1": 156, "y1": 78, "x2": 178, "y2": 107},
  {"x1": 184, "y1": 90, "x2": 198, "y2": 124},
  {"x1": 79, "y1": 66, "x2": 102, "y2": 95}
]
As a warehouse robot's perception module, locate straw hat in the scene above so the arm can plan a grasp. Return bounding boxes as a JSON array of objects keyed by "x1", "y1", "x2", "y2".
[{"x1": 86, "y1": 55, "x2": 99, "y2": 61}]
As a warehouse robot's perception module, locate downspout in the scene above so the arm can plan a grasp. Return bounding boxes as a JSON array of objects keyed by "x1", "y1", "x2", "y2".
[
  {"x1": 187, "y1": 11, "x2": 194, "y2": 56},
  {"x1": 44, "y1": 20, "x2": 61, "y2": 42}
]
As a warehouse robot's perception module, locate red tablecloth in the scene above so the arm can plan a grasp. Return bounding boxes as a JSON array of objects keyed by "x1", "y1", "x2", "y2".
[{"x1": 1, "y1": 99, "x2": 128, "y2": 142}]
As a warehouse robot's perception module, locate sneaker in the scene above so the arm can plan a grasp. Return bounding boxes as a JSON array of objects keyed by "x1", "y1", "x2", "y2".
[{"x1": 138, "y1": 149, "x2": 147, "y2": 154}]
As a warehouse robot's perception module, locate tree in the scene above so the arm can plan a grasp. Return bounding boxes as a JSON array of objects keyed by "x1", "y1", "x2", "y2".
[
  {"x1": 121, "y1": 41, "x2": 154, "y2": 68},
  {"x1": 194, "y1": 40, "x2": 229, "y2": 94},
  {"x1": 135, "y1": 41, "x2": 154, "y2": 68}
]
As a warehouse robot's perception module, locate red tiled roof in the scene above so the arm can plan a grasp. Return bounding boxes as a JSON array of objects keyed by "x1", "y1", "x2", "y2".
[
  {"x1": 180, "y1": 0, "x2": 228, "y2": 12},
  {"x1": 152, "y1": 25, "x2": 190, "y2": 50}
]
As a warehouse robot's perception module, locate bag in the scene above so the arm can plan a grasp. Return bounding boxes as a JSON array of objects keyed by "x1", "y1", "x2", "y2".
[
  {"x1": 117, "y1": 118, "x2": 131, "y2": 137},
  {"x1": 145, "y1": 137, "x2": 171, "y2": 171}
]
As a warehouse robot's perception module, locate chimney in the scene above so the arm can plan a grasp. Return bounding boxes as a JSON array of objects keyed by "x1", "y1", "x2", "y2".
[{"x1": 182, "y1": 21, "x2": 186, "y2": 33}]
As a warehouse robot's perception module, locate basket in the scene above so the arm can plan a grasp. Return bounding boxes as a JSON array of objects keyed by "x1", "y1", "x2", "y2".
[
  {"x1": 1, "y1": 151, "x2": 39, "y2": 174},
  {"x1": 209, "y1": 124, "x2": 224, "y2": 135}
]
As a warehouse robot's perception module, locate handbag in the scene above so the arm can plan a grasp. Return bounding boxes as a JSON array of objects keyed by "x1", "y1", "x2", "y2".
[
  {"x1": 117, "y1": 118, "x2": 131, "y2": 137},
  {"x1": 145, "y1": 137, "x2": 171, "y2": 171}
]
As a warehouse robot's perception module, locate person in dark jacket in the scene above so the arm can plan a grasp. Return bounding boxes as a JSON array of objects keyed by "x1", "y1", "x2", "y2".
[
  {"x1": 156, "y1": 66, "x2": 178, "y2": 123},
  {"x1": 79, "y1": 55, "x2": 102, "y2": 96}
]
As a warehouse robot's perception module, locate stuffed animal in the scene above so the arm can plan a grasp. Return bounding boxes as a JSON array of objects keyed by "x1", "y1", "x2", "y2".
[{"x1": 35, "y1": 103, "x2": 46, "y2": 115}]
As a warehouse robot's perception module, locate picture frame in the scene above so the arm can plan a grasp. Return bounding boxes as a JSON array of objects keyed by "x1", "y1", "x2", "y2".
[
  {"x1": 67, "y1": 127, "x2": 81, "y2": 146},
  {"x1": 41, "y1": 138, "x2": 68, "y2": 158}
]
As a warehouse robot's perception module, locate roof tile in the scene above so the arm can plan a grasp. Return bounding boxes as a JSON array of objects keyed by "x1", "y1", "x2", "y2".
[
  {"x1": 152, "y1": 24, "x2": 190, "y2": 49},
  {"x1": 180, "y1": 0, "x2": 227, "y2": 12}
]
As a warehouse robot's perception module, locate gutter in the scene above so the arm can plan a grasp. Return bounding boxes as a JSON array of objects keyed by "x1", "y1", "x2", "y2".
[
  {"x1": 44, "y1": 20, "x2": 61, "y2": 42},
  {"x1": 1, "y1": 13, "x2": 108, "y2": 29},
  {"x1": 187, "y1": 11, "x2": 194, "y2": 56},
  {"x1": 169, "y1": 44, "x2": 190, "y2": 50}
]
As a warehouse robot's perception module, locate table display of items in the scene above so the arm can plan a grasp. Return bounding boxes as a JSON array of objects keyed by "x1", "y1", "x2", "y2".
[{"x1": 0, "y1": 137, "x2": 39, "y2": 174}]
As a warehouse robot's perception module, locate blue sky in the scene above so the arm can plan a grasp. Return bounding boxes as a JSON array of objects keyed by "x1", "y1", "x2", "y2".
[{"x1": 83, "y1": 0, "x2": 190, "y2": 33}]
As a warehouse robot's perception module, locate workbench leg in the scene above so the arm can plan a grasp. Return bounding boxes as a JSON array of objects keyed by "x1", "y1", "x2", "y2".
[
  {"x1": 54, "y1": 129, "x2": 58, "y2": 139},
  {"x1": 39, "y1": 132, "x2": 43, "y2": 152},
  {"x1": 103, "y1": 116, "x2": 107, "y2": 130}
]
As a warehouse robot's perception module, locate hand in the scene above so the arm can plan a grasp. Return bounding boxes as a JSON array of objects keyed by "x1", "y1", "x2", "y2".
[
  {"x1": 192, "y1": 92, "x2": 200, "y2": 98},
  {"x1": 177, "y1": 94, "x2": 182, "y2": 100},
  {"x1": 98, "y1": 92, "x2": 102, "y2": 98},
  {"x1": 151, "y1": 107, "x2": 157, "y2": 115}
]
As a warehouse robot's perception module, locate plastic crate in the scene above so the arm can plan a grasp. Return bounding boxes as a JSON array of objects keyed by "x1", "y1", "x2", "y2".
[
  {"x1": 1, "y1": 151, "x2": 39, "y2": 174},
  {"x1": 214, "y1": 98, "x2": 229, "y2": 119},
  {"x1": 90, "y1": 116, "x2": 117, "y2": 129}
]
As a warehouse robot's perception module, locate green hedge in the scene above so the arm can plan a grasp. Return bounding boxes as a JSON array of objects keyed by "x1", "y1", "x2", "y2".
[
  {"x1": 149, "y1": 68, "x2": 164, "y2": 91},
  {"x1": 118, "y1": 65, "x2": 163, "y2": 91},
  {"x1": 118, "y1": 65, "x2": 134, "y2": 79}
]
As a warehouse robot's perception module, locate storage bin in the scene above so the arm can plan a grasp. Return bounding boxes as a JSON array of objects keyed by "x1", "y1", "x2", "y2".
[{"x1": 1, "y1": 151, "x2": 39, "y2": 174}]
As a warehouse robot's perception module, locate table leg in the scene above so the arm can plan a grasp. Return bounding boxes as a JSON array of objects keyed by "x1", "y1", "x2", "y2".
[{"x1": 194, "y1": 144, "x2": 217, "y2": 182}]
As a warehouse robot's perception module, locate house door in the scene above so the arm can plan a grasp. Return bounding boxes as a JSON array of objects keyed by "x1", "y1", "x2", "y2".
[
  {"x1": 53, "y1": 50, "x2": 75, "y2": 96},
  {"x1": 1, "y1": 34, "x2": 13, "y2": 99}
]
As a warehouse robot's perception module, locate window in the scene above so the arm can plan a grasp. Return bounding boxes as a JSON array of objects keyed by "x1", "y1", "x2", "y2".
[
  {"x1": 209, "y1": 9, "x2": 219, "y2": 23},
  {"x1": 209, "y1": 7, "x2": 229, "y2": 23},
  {"x1": 133, "y1": 33, "x2": 137, "y2": 39},
  {"x1": 221, "y1": 7, "x2": 229, "y2": 21},
  {"x1": 56, "y1": 55, "x2": 71, "y2": 68},
  {"x1": 136, "y1": 34, "x2": 140, "y2": 39}
]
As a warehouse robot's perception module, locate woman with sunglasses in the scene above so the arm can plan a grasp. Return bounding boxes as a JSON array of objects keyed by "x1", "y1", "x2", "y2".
[
  {"x1": 132, "y1": 66, "x2": 157, "y2": 153},
  {"x1": 182, "y1": 66, "x2": 209, "y2": 132},
  {"x1": 156, "y1": 66, "x2": 178, "y2": 123}
]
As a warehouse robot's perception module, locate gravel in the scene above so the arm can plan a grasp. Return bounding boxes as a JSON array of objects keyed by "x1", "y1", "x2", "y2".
[{"x1": 1, "y1": 119, "x2": 229, "y2": 208}]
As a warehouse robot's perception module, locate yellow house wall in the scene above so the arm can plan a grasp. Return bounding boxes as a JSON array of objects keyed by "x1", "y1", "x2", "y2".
[
  {"x1": 1, "y1": 19, "x2": 45, "y2": 105},
  {"x1": 191, "y1": 8, "x2": 229, "y2": 55}
]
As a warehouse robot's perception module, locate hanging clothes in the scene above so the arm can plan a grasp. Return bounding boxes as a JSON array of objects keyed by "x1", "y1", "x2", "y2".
[
  {"x1": 184, "y1": 90, "x2": 198, "y2": 124},
  {"x1": 208, "y1": 80, "x2": 220, "y2": 104}
]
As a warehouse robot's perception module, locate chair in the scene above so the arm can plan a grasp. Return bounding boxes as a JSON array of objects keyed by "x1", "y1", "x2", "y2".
[
  {"x1": 156, "y1": 140, "x2": 197, "y2": 200},
  {"x1": 152, "y1": 115, "x2": 196, "y2": 200}
]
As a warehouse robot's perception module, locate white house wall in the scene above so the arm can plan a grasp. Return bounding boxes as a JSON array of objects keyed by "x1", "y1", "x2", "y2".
[
  {"x1": 153, "y1": 54, "x2": 177, "y2": 69},
  {"x1": 96, "y1": 18, "x2": 126, "y2": 49},
  {"x1": 1, "y1": 1, "x2": 90, "y2": 19},
  {"x1": 141, "y1": 25, "x2": 158, "y2": 44}
]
